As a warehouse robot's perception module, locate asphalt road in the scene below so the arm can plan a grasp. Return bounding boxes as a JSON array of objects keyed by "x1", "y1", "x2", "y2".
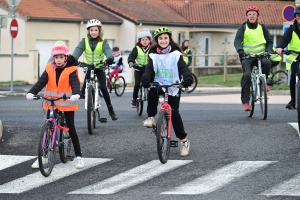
[{"x1": 0, "y1": 91, "x2": 300, "y2": 200}]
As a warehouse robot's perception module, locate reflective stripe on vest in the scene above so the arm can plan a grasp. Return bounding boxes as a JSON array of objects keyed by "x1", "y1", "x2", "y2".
[
  {"x1": 183, "y1": 48, "x2": 190, "y2": 64},
  {"x1": 286, "y1": 31, "x2": 300, "y2": 70},
  {"x1": 243, "y1": 24, "x2": 266, "y2": 55},
  {"x1": 270, "y1": 47, "x2": 282, "y2": 62},
  {"x1": 84, "y1": 37, "x2": 104, "y2": 69},
  {"x1": 135, "y1": 46, "x2": 149, "y2": 67},
  {"x1": 43, "y1": 63, "x2": 79, "y2": 111}
]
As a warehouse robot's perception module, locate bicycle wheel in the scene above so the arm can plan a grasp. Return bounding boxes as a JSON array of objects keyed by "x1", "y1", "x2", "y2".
[
  {"x1": 181, "y1": 73, "x2": 198, "y2": 93},
  {"x1": 58, "y1": 115, "x2": 72, "y2": 163},
  {"x1": 156, "y1": 112, "x2": 171, "y2": 164},
  {"x1": 269, "y1": 70, "x2": 288, "y2": 86},
  {"x1": 259, "y1": 77, "x2": 268, "y2": 120},
  {"x1": 114, "y1": 76, "x2": 126, "y2": 96},
  {"x1": 38, "y1": 123, "x2": 55, "y2": 177},
  {"x1": 136, "y1": 85, "x2": 143, "y2": 116},
  {"x1": 248, "y1": 80, "x2": 255, "y2": 117},
  {"x1": 87, "y1": 84, "x2": 96, "y2": 134},
  {"x1": 297, "y1": 82, "x2": 300, "y2": 132}
]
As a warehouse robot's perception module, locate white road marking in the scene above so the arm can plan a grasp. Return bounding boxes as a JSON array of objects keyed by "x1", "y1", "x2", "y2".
[
  {"x1": 288, "y1": 122, "x2": 299, "y2": 136},
  {"x1": 261, "y1": 174, "x2": 300, "y2": 196},
  {"x1": 0, "y1": 155, "x2": 36, "y2": 171},
  {"x1": 161, "y1": 161, "x2": 276, "y2": 195},
  {"x1": 0, "y1": 158, "x2": 112, "y2": 193},
  {"x1": 68, "y1": 160, "x2": 192, "y2": 194}
]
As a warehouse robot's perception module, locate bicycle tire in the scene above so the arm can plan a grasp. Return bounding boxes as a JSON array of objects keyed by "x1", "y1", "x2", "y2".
[
  {"x1": 137, "y1": 84, "x2": 143, "y2": 116},
  {"x1": 248, "y1": 80, "x2": 255, "y2": 117},
  {"x1": 58, "y1": 114, "x2": 72, "y2": 163},
  {"x1": 156, "y1": 112, "x2": 171, "y2": 164},
  {"x1": 114, "y1": 76, "x2": 126, "y2": 96},
  {"x1": 87, "y1": 84, "x2": 95, "y2": 135},
  {"x1": 38, "y1": 123, "x2": 55, "y2": 177},
  {"x1": 259, "y1": 77, "x2": 268, "y2": 120},
  {"x1": 297, "y1": 82, "x2": 300, "y2": 132},
  {"x1": 181, "y1": 73, "x2": 198, "y2": 93},
  {"x1": 269, "y1": 70, "x2": 288, "y2": 86}
]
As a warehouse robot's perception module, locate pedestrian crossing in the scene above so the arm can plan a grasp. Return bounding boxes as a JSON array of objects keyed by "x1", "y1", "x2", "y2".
[{"x1": 0, "y1": 155, "x2": 299, "y2": 197}]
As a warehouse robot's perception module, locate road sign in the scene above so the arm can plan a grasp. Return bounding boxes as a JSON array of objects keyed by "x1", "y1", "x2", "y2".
[
  {"x1": 282, "y1": 5, "x2": 295, "y2": 22},
  {"x1": 10, "y1": 19, "x2": 18, "y2": 38},
  {"x1": 5, "y1": 0, "x2": 21, "y2": 7}
]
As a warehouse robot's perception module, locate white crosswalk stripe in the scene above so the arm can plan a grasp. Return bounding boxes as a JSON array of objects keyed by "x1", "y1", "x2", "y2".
[
  {"x1": 0, "y1": 155, "x2": 36, "y2": 171},
  {"x1": 162, "y1": 161, "x2": 276, "y2": 195},
  {"x1": 0, "y1": 158, "x2": 112, "y2": 193},
  {"x1": 68, "y1": 160, "x2": 192, "y2": 194}
]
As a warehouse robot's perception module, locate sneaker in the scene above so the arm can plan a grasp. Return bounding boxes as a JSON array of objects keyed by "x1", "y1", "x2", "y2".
[
  {"x1": 143, "y1": 117, "x2": 155, "y2": 128},
  {"x1": 131, "y1": 99, "x2": 137, "y2": 108},
  {"x1": 243, "y1": 103, "x2": 251, "y2": 111},
  {"x1": 115, "y1": 80, "x2": 120, "y2": 85},
  {"x1": 266, "y1": 85, "x2": 270, "y2": 92},
  {"x1": 31, "y1": 157, "x2": 48, "y2": 169},
  {"x1": 76, "y1": 156, "x2": 84, "y2": 169},
  {"x1": 180, "y1": 139, "x2": 190, "y2": 157},
  {"x1": 286, "y1": 101, "x2": 295, "y2": 110}
]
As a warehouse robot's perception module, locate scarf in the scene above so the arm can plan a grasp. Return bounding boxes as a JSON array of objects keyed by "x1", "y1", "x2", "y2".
[{"x1": 156, "y1": 45, "x2": 171, "y2": 54}]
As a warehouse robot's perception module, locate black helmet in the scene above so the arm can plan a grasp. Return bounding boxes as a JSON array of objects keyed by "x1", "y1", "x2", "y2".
[
  {"x1": 112, "y1": 46, "x2": 119, "y2": 51},
  {"x1": 295, "y1": 5, "x2": 300, "y2": 17}
]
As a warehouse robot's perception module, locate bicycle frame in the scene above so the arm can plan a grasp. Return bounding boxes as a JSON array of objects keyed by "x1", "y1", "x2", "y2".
[
  {"x1": 160, "y1": 93, "x2": 173, "y2": 138},
  {"x1": 84, "y1": 63, "x2": 100, "y2": 110}
]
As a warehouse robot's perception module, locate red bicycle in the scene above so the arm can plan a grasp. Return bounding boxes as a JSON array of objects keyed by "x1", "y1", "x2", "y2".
[{"x1": 150, "y1": 82, "x2": 182, "y2": 164}]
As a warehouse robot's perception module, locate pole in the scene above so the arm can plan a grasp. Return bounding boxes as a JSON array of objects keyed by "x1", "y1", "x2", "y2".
[{"x1": 10, "y1": 0, "x2": 16, "y2": 92}]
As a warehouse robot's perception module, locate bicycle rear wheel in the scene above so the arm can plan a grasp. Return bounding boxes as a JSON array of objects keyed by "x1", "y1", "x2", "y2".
[
  {"x1": 259, "y1": 77, "x2": 268, "y2": 120},
  {"x1": 137, "y1": 84, "x2": 143, "y2": 116},
  {"x1": 87, "y1": 84, "x2": 96, "y2": 134},
  {"x1": 114, "y1": 76, "x2": 126, "y2": 96},
  {"x1": 248, "y1": 81, "x2": 255, "y2": 117},
  {"x1": 181, "y1": 73, "x2": 198, "y2": 93},
  {"x1": 156, "y1": 112, "x2": 171, "y2": 164},
  {"x1": 269, "y1": 70, "x2": 288, "y2": 86},
  {"x1": 38, "y1": 123, "x2": 55, "y2": 177}
]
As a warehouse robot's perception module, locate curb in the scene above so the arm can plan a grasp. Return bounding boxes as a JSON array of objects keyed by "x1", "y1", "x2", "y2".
[{"x1": 0, "y1": 120, "x2": 3, "y2": 141}]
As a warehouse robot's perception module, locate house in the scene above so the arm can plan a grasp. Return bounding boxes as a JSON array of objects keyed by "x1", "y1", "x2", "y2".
[{"x1": 0, "y1": 0, "x2": 294, "y2": 84}]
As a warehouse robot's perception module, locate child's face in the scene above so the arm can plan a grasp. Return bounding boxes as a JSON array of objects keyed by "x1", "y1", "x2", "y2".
[
  {"x1": 113, "y1": 51, "x2": 120, "y2": 57},
  {"x1": 140, "y1": 37, "x2": 150, "y2": 46},
  {"x1": 89, "y1": 26, "x2": 100, "y2": 38},
  {"x1": 54, "y1": 55, "x2": 66, "y2": 66},
  {"x1": 157, "y1": 34, "x2": 170, "y2": 48}
]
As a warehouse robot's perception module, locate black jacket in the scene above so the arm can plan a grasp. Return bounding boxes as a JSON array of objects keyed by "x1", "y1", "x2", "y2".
[
  {"x1": 277, "y1": 20, "x2": 300, "y2": 49},
  {"x1": 234, "y1": 21, "x2": 273, "y2": 53},
  {"x1": 141, "y1": 45, "x2": 193, "y2": 83},
  {"x1": 28, "y1": 55, "x2": 80, "y2": 95}
]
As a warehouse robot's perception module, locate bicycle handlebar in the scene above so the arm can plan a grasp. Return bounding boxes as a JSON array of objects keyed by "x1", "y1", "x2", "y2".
[
  {"x1": 33, "y1": 94, "x2": 69, "y2": 102},
  {"x1": 281, "y1": 50, "x2": 300, "y2": 55},
  {"x1": 243, "y1": 52, "x2": 271, "y2": 59},
  {"x1": 150, "y1": 82, "x2": 183, "y2": 89}
]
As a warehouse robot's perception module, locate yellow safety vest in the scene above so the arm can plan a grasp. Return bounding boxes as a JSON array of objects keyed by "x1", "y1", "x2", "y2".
[
  {"x1": 243, "y1": 24, "x2": 266, "y2": 55},
  {"x1": 135, "y1": 46, "x2": 149, "y2": 67},
  {"x1": 84, "y1": 37, "x2": 105, "y2": 69},
  {"x1": 183, "y1": 48, "x2": 190, "y2": 64},
  {"x1": 270, "y1": 47, "x2": 282, "y2": 62},
  {"x1": 286, "y1": 31, "x2": 300, "y2": 70}
]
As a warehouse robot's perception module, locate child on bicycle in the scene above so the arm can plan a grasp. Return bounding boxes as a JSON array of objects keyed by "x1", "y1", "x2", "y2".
[
  {"x1": 141, "y1": 27, "x2": 193, "y2": 157},
  {"x1": 234, "y1": 5, "x2": 272, "y2": 111},
  {"x1": 73, "y1": 19, "x2": 118, "y2": 120},
  {"x1": 128, "y1": 28, "x2": 153, "y2": 108},
  {"x1": 276, "y1": 5, "x2": 300, "y2": 110},
  {"x1": 109, "y1": 46, "x2": 126, "y2": 85},
  {"x1": 26, "y1": 43, "x2": 84, "y2": 169}
]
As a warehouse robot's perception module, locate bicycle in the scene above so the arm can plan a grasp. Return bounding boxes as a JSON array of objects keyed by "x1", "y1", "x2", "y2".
[
  {"x1": 136, "y1": 83, "x2": 148, "y2": 116},
  {"x1": 99, "y1": 64, "x2": 126, "y2": 97},
  {"x1": 267, "y1": 63, "x2": 288, "y2": 87},
  {"x1": 150, "y1": 82, "x2": 182, "y2": 164},
  {"x1": 244, "y1": 52, "x2": 270, "y2": 120},
  {"x1": 33, "y1": 95, "x2": 73, "y2": 177},
  {"x1": 78, "y1": 62, "x2": 107, "y2": 135},
  {"x1": 181, "y1": 72, "x2": 198, "y2": 93}
]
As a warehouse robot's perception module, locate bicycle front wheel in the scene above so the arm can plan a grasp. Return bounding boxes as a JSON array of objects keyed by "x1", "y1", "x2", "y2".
[
  {"x1": 137, "y1": 85, "x2": 143, "y2": 116},
  {"x1": 38, "y1": 123, "x2": 55, "y2": 177},
  {"x1": 181, "y1": 73, "x2": 198, "y2": 93},
  {"x1": 114, "y1": 76, "x2": 126, "y2": 96},
  {"x1": 259, "y1": 77, "x2": 268, "y2": 120},
  {"x1": 248, "y1": 81, "x2": 255, "y2": 117},
  {"x1": 87, "y1": 84, "x2": 96, "y2": 134},
  {"x1": 269, "y1": 70, "x2": 288, "y2": 86},
  {"x1": 156, "y1": 112, "x2": 171, "y2": 164}
]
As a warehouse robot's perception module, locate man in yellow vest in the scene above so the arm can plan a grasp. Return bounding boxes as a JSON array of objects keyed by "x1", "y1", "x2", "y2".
[
  {"x1": 181, "y1": 40, "x2": 192, "y2": 67},
  {"x1": 234, "y1": 5, "x2": 272, "y2": 111},
  {"x1": 276, "y1": 6, "x2": 300, "y2": 110}
]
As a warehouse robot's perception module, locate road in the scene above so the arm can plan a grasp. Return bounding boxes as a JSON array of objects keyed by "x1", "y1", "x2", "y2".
[{"x1": 0, "y1": 90, "x2": 300, "y2": 200}]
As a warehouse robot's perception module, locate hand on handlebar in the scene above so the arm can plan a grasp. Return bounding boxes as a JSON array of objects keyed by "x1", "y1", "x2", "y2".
[{"x1": 26, "y1": 93, "x2": 35, "y2": 100}]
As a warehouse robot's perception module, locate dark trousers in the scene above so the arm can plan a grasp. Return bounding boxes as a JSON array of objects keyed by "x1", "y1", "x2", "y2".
[
  {"x1": 147, "y1": 87, "x2": 187, "y2": 140},
  {"x1": 133, "y1": 69, "x2": 144, "y2": 100},
  {"x1": 289, "y1": 62, "x2": 298, "y2": 103},
  {"x1": 241, "y1": 57, "x2": 271, "y2": 103}
]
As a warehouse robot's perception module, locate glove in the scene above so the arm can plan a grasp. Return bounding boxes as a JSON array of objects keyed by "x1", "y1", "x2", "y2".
[
  {"x1": 128, "y1": 62, "x2": 134, "y2": 68},
  {"x1": 70, "y1": 94, "x2": 80, "y2": 102},
  {"x1": 106, "y1": 57, "x2": 114, "y2": 65},
  {"x1": 238, "y1": 50, "x2": 245, "y2": 60},
  {"x1": 142, "y1": 79, "x2": 151, "y2": 88},
  {"x1": 26, "y1": 93, "x2": 34, "y2": 100}
]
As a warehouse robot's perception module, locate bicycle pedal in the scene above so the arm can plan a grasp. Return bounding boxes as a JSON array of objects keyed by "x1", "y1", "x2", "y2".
[
  {"x1": 99, "y1": 118, "x2": 107, "y2": 123},
  {"x1": 170, "y1": 140, "x2": 178, "y2": 148}
]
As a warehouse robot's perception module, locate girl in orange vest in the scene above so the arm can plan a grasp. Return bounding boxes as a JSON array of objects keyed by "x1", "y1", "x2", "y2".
[{"x1": 26, "y1": 43, "x2": 84, "y2": 169}]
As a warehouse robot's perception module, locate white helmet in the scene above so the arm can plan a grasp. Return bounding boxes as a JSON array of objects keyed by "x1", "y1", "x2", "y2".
[{"x1": 86, "y1": 19, "x2": 102, "y2": 29}]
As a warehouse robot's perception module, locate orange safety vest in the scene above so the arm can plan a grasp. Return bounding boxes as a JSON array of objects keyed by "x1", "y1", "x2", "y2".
[{"x1": 43, "y1": 63, "x2": 79, "y2": 111}]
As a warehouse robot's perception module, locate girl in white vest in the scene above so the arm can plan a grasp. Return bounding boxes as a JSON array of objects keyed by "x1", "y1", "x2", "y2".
[{"x1": 141, "y1": 27, "x2": 193, "y2": 157}]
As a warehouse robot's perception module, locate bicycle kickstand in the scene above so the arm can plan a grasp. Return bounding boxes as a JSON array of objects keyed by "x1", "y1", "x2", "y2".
[{"x1": 96, "y1": 109, "x2": 107, "y2": 123}]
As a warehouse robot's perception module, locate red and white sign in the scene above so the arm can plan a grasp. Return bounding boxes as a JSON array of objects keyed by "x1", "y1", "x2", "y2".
[
  {"x1": 10, "y1": 19, "x2": 18, "y2": 38},
  {"x1": 282, "y1": 5, "x2": 295, "y2": 22}
]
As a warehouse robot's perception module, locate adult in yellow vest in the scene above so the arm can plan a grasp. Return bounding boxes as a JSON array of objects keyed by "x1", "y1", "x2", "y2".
[
  {"x1": 276, "y1": 6, "x2": 300, "y2": 110},
  {"x1": 26, "y1": 43, "x2": 84, "y2": 169},
  {"x1": 73, "y1": 19, "x2": 118, "y2": 120},
  {"x1": 234, "y1": 5, "x2": 272, "y2": 111},
  {"x1": 181, "y1": 40, "x2": 192, "y2": 67}
]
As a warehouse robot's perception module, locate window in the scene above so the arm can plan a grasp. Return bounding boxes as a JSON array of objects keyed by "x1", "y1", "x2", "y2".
[{"x1": 178, "y1": 32, "x2": 185, "y2": 45}]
